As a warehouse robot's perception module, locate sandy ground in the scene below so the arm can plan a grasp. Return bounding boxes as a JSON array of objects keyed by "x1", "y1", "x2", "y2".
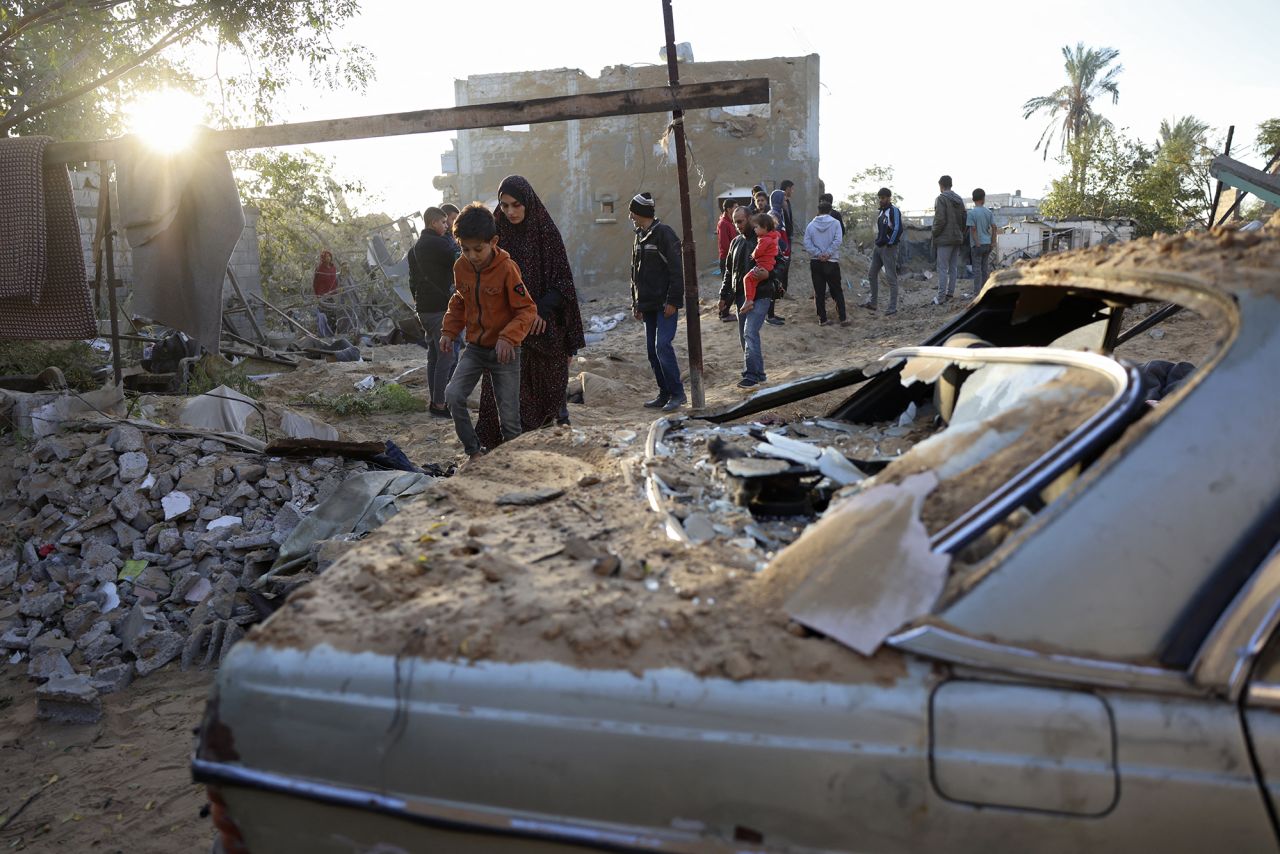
[
  {"x1": 0, "y1": 665, "x2": 214, "y2": 852},
  {"x1": 0, "y1": 240, "x2": 1233, "y2": 850}
]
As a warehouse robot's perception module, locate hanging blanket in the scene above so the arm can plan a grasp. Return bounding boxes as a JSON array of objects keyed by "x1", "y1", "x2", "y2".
[
  {"x1": 116, "y1": 135, "x2": 244, "y2": 353},
  {"x1": 0, "y1": 136, "x2": 96, "y2": 339}
]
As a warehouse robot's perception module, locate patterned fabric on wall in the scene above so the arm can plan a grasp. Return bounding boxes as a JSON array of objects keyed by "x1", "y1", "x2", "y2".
[{"x1": 0, "y1": 136, "x2": 97, "y2": 340}]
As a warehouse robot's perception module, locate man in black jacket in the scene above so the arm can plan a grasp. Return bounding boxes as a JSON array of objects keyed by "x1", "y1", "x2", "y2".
[
  {"x1": 407, "y1": 206, "x2": 459, "y2": 417},
  {"x1": 718, "y1": 204, "x2": 775, "y2": 388},
  {"x1": 629, "y1": 192, "x2": 686, "y2": 412}
]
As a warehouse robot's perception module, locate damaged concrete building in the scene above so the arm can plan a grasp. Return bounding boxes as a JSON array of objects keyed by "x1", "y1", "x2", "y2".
[{"x1": 434, "y1": 53, "x2": 821, "y2": 293}]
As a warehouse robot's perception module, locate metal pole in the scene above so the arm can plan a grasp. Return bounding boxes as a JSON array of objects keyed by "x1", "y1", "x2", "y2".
[
  {"x1": 662, "y1": 0, "x2": 704, "y2": 409},
  {"x1": 226, "y1": 266, "x2": 270, "y2": 347},
  {"x1": 99, "y1": 161, "x2": 123, "y2": 388},
  {"x1": 1208, "y1": 125, "x2": 1234, "y2": 226},
  {"x1": 90, "y1": 167, "x2": 109, "y2": 312},
  {"x1": 251, "y1": 292, "x2": 316, "y2": 338}
]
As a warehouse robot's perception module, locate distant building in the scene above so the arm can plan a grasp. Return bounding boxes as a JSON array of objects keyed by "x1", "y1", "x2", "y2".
[
  {"x1": 984, "y1": 190, "x2": 1040, "y2": 210},
  {"x1": 997, "y1": 217, "x2": 1137, "y2": 264},
  {"x1": 434, "y1": 53, "x2": 822, "y2": 293}
]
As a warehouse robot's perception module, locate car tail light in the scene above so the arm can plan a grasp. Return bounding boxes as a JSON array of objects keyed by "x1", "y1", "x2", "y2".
[{"x1": 207, "y1": 786, "x2": 250, "y2": 854}]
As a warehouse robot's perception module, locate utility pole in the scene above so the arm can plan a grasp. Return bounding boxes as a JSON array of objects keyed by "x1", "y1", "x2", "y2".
[{"x1": 662, "y1": 0, "x2": 705, "y2": 409}]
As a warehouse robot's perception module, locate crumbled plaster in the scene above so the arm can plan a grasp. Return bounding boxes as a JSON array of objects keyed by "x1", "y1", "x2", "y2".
[{"x1": 437, "y1": 54, "x2": 821, "y2": 294}]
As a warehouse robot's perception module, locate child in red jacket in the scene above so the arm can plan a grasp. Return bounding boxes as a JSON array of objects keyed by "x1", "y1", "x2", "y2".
[{"x1": 743, "y1": 213, "x2": 780, "y2": 305}]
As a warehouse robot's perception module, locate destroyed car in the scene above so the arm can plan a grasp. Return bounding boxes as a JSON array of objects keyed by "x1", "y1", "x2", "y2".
[{"x1": 196, "y1": 221, "x2": 1280, "y2": 852}]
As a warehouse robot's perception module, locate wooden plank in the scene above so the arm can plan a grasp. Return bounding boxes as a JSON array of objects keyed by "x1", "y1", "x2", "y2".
[
  {"x1": 1211, "y1": 154, "x2": 1280, "y2": 209},
  {"x1": 46, "y1": 78, "x2": 770, "y2": 164}
]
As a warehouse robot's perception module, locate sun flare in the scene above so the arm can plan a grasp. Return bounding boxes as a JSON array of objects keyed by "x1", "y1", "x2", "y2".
[{"x1": 126, "y1": 89, "x2": 204, "y2": 153}]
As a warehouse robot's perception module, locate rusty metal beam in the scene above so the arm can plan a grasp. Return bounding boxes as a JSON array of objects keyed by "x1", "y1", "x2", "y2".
[
  {"x1": 44, "y1": 78, "x2": 770, "y2": 164},
  {"x1": 663, "y1": 0, "x2": 705, "y2": 410}
]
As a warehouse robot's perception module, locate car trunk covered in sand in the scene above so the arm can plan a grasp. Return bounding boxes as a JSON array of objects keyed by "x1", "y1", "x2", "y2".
[{"x1": 198, "y1": 215, "x2": 1280, "y2": 853}]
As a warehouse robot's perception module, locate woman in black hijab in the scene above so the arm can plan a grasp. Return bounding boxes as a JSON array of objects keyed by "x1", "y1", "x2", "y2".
[{"x1": 475, "y1": 175, "x2": 586, "y2": 448}]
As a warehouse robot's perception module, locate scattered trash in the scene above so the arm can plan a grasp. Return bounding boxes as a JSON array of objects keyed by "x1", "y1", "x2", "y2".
[
  {"x1": 118, "y1": 560, "x2": 148, "y2": 582},
  {"x1": 279, "y1": 410, "x2": 340, "y2": 441},
  {"x1": 496, "y1": 487, "x2": 565, "y2": 507},
  {"x1": 161, "y1": 490, "x2": 193, "y2": 521},
  {"x1": 778, "y1": 472, "x2": 948, "y2": 655},
  {"x1": 178, "y1": 385, "x2": 259, "y2": 435}
]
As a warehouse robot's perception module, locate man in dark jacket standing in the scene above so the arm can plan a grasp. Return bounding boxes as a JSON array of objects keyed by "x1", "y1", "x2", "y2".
[
  {"x1": 408, "y1": 206, "x2": 459, "y2": 418},
  {"x1": 865, "y1": 187, "x2": 904, "y2": 315},
  {"x1": 931, "y1": 174, "x2": 967, "y2": 304},
  {"x1": 718, "y1": 204, "x2": 775, "y2": 388},
  {"x1": 629, "y1": 192, "x2": 686, "y2": 412}
]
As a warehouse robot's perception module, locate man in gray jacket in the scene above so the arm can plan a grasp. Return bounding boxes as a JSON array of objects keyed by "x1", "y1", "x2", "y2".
[
  {"x1": 931, "y1": 174, "x2": 967, "y2": 304},
  {"x1": 803, "y1": 200, "x2": 847, "y2": 326}
]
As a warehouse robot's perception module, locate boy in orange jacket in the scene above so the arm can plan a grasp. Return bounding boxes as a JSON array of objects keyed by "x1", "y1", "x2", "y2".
[{"x1": 440, "y1": 203, "x2": 537, "y2": 457}]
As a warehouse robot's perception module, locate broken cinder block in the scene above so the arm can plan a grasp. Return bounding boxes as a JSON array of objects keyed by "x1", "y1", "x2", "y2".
[{"x1": 36, "y1": 673, "x2": 103, "y2": 724}]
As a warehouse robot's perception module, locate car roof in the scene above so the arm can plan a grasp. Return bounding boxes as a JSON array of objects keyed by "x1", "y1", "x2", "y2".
[{"x1": 937, "y1": 215, "x2": 1280, "y2": 665}]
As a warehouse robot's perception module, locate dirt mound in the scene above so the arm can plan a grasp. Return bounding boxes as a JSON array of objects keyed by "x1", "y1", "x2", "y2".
[
  {"x1": 251, "y1": 424, "x2": 908, "y2": 685},
  {"x1": 1012, "y1": 212, "x2": 1280, "y2": 289}
]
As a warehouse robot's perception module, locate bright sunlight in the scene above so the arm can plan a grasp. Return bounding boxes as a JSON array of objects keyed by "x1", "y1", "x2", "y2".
[{"x1": 125, "y1": 89, "x2": 204, "y2": 152}]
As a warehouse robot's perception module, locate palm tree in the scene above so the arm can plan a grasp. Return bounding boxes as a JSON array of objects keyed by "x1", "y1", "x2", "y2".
[
  {"x1": 1023, "y1": 43, "x2": 1123, "y2": 160},
  {"x1": 1155, "y1": 116, "x2": 1209, "y2": 160}
]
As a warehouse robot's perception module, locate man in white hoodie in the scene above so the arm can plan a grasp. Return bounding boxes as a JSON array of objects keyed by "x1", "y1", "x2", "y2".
[{"x1": 803, "y1": 200, "x2": 848, "y2": 326}]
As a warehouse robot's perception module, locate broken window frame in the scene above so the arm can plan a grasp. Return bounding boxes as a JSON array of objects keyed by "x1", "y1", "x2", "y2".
[{"x1": 881, "y1": 344, "x2": 1146, "y2": 557}]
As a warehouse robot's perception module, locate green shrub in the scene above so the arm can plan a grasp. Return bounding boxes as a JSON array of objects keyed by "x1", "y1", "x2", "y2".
[
  {"x1": 301, "y1": 382, "x2": 424, "y2": 416},
  {"x1": 186, "y1": 361, "x2": 263, "y2": 399},
  {"x1": 0, "y1": 340, "x2": 104, "y2": 390}
]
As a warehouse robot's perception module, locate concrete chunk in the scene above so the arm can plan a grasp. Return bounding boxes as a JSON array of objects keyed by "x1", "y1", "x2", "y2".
[
  {"x1": 36, "y1": 673, "x2": 103, "y2": 724},
  {"x1": 27, "y1": 649, "x2": 74, "y2": 681},
  {"x1": 134, "y1": 630, "x2": 183, "y2": 676},
  {"x1": 19, "y1": 590, "x2": 64, "y2": 619},
  {"x1": 106, "y1": 424, "x2": 144, "y2": 453},
  {"x1": 90, "y1": 662, "x2": 134, "y2": 694}
]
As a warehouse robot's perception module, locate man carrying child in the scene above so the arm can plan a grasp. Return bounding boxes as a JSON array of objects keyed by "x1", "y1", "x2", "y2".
[{"x1": 439, "y1": 204, "x2": 537, "y2": 459}]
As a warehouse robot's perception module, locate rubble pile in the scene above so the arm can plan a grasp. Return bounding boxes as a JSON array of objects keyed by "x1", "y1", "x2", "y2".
[
  {"x1": 644, "y1": 413, "x2": 937, "y2": 556},
  {"x1": 0, "y1": 422, "x2": 370, "y2": 722}
]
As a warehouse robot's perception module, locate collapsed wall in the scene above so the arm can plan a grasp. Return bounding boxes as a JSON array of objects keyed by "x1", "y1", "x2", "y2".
[
  {"x1": 435, "y1": 54, "x2": 821, "y2": 294},
  {"x1": 0, "y1": 422, "x2": 372, "y2": 720}
]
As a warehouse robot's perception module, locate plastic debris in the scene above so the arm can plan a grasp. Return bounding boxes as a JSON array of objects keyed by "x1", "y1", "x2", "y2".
[
  {"x1": 161, "y1": 490, "x2": 193, "y2": 521},
  {"x1": 118, "y1": 560, "x2": 147, "y2": 582}
]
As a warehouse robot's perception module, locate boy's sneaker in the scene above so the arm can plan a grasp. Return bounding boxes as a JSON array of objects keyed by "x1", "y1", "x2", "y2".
[
  {"x1": 839, "y1": 319, "x2": 851, "y2": 327},
  {"x1": 428, "y1": 404, "x2": 451, "y2": 419},
  {"x1": 932, "y1": 296, "x2": 943, "y2": 306},
  {"x1": 736, "y1": 379, "x2": 759, "y2": 389},
  {"x1": 765, "y1": 316, "x2": 785, "y2": 326},
  {"x1": 719, "y1": 313, "x2": 736, "y2": 322},
  {"x1": 858, "y1": 301, "x2": 877, "y2": 312},
  {"x1": 818, "y1": 319, "x2": 830, "y2": 326}
]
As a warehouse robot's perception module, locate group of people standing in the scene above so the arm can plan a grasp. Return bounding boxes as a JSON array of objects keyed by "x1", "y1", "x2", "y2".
[
  {"x1": 403, "y1": 172, "x2": 1000, "y2": 460},
  {"x1": 408, "y1": 175, "x2": 584, "y2": 460},
  {"x1": 930, "y1": 175, "x2": 999, "y2": 305}
]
